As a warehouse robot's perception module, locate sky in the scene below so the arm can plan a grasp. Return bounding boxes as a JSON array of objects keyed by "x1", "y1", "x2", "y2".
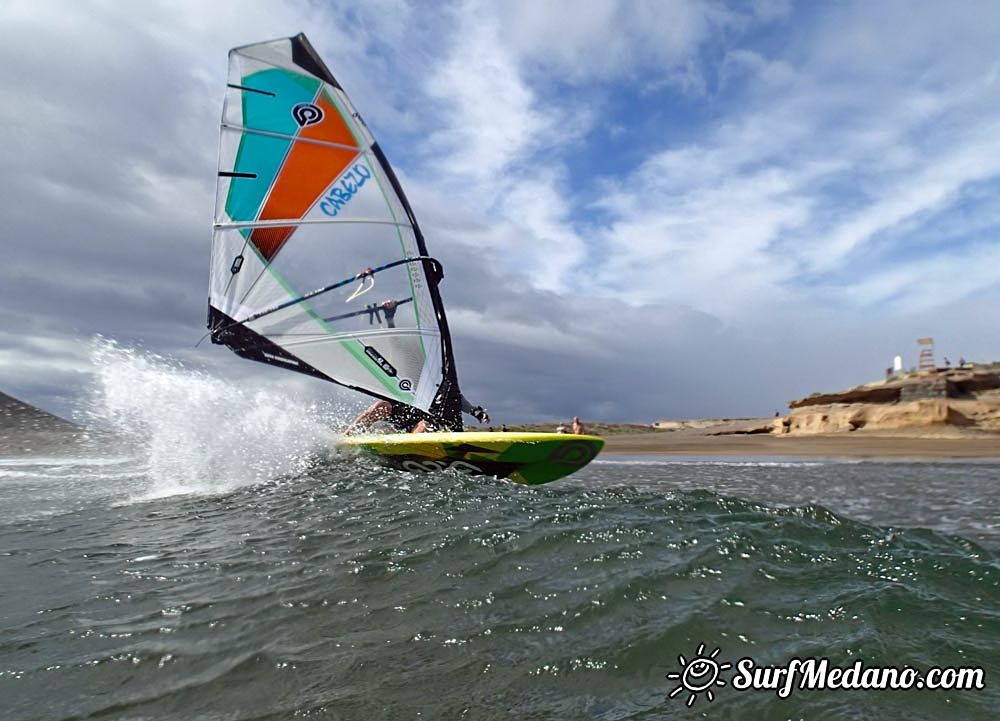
[{"x1": 1, "y1": 0, "x2": 999, "y2": 424}]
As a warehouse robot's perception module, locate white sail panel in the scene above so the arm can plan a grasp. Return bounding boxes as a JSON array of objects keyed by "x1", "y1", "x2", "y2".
[{"x1": 207, "y1": 34, "x2": 461, "y2": 424}]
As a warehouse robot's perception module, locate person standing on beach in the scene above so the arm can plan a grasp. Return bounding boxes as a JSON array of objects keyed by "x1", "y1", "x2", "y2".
[{"x1": 571, "y1": 416, "x2": 587, "y2": 435}]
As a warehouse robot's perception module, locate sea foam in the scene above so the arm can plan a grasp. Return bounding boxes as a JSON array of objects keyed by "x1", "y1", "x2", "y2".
[{"x1": 85, "y1": 339, "x2": 336, "y2": 499}]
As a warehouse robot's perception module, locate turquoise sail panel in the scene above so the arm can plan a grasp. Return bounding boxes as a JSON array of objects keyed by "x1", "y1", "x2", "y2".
[
  {"x1": 243, "y1": 67, "x2": 320, "y2": 132},
  {"x1": 225, "y1": 68, "x2": 322, "y2": 225}
]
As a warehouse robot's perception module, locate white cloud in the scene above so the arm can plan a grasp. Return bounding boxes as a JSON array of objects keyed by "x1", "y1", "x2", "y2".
[
  {"x1": 448, "y1": 307, "x2": 603, "y2": 358},
  {"x1": 805, "y1": 122, "x2": 1000, "y2": 273},
  {"x1": 417, "y1": 2, "x2": 593, "y2": 292},
  {"x1": 423, "y1": 7, "x2": 562, "y2": 184},
  {"x1": 0, "y1": 334, "x2": 88, "y2": 377},
  {"x1": 842, "y1": 241, "x2": 1000, "y2": 311},
  {"x1": 492, "y1": 0, "x2": 734, "y2": 84},
  {"x1": 2, "y1": 0, "x2": 999, "y2": 423},
  {"x1": 577, "y1": 1, "x2": 1000, "y2": 321},
  {"x1": 721, "y1": 49, "x2": 796, "y2": 91}
]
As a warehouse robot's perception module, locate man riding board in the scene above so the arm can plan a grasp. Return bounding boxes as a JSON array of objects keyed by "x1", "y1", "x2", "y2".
[{"x1": 346, "y1": 394, "x2": 490, "y2": 435}]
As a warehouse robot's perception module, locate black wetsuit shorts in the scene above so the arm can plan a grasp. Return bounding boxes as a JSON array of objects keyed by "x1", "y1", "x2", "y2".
[{"x1": 387, "y1": 402, "x2": 432, "y2": 432}]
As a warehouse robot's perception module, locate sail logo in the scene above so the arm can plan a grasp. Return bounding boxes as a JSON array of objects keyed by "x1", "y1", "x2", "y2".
[
  {"x1": 363, "y1": 345, "x2": 397, "y2": 377},
  {"x1": 320, "y1": 164, "x2": 371, "y2": 216},
  {"x1": 292, "y1": 102, "x2": 324, "y2": 127}
]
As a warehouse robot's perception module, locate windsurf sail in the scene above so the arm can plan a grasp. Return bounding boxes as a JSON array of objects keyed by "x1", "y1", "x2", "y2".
[{"x1": 207, "y1": 34, "x2": 463, "y2": 428}]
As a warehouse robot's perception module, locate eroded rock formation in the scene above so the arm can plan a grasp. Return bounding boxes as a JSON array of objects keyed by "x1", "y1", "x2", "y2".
[{"x1": 774, "y1": 365, "x2": 1000, "y2": 436}]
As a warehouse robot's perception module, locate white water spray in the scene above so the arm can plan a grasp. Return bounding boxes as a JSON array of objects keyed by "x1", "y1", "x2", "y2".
[{"x1": 86, "y1": 340, "x2": 338, "y2": 497}]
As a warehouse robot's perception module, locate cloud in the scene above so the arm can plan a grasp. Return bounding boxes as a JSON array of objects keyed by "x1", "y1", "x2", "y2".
[
  {"x1": 1, "y1": 0, "x2": 998, "y2": 426},
  {"x1": 424, "y1": 9, "x2": 559, "y2": 184},
  {"x1": 491, "y1": 0, "x2": 736, "y2": 84},
  {"x1": 805, "y1": 123, "x2": 1000, "y2": 274},
  {"x1": 574, "y1": 0, "x2": 1000, "y2": 321}
]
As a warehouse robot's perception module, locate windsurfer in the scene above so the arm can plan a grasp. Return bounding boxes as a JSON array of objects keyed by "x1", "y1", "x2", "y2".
[{"x1": 346, "y1": 395, "x2": 490, "y2": 435}]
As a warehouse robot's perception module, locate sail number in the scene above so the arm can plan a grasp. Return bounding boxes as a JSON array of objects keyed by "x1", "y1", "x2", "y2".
[{"x1": 320, "y1": 163, "x2": 372, "y2": 217}]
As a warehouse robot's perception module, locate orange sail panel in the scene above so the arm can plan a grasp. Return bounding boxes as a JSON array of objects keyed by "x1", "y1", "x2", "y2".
[{"x1": 250, "y1": 94, "x2": 360, "y2": 261}]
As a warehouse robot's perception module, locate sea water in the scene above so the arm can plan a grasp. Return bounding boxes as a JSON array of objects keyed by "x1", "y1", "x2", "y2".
[{"x1": 1, "y1": 350, "x2": 997, "y2": 720}]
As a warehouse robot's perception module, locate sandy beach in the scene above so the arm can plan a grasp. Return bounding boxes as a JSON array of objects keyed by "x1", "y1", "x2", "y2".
[
  {"x1": 601, "y1": 430, "x2": 1000, "y2": 458},
  {"x1": 507, "y1": 417, "x2": 1000, "y2": 459}
]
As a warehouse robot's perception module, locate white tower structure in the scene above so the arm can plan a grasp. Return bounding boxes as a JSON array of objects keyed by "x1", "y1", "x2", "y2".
[{"x1": 917, "y1": 338, "x2": 935, "y2": 371}]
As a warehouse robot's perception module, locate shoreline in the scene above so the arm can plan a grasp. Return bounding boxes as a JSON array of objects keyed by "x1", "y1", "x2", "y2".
[
  {"x1": 3, "y1": 387, "x2": 999, "y2": 461},
  {"x1": 601, "y1": 431, "x2": 1000, "y2": 458},
  {"x1": 5, "y1": 430, "x2": 999, "y2": 461}
]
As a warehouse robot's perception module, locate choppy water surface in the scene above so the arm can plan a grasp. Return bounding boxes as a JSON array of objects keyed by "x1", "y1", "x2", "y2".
[
  {"x1": 1, "y1": 348, "x2": 997, "y2": 720},
  {"x1": 2, "y1": 453, "x2": 997, "y2": 721}
]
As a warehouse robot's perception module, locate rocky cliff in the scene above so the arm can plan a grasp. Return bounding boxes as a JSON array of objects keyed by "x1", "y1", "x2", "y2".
[
  {"x1": 0, "y1": 391, "x2": 89, "y2": 455},
  {"x1": 770, "y1": 365, "x2": 1000, "y2": 436},
  {"x1": 0, "y1": 391, "x2": 77, "y2": 432}
]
